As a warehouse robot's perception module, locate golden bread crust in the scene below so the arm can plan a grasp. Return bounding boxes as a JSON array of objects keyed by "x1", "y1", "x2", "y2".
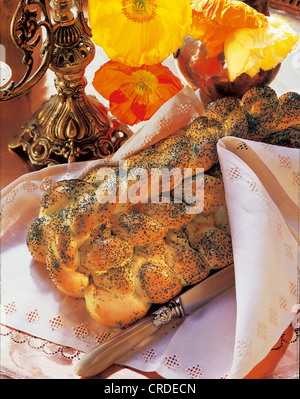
[{"x1": 26, "y1": 87, "x2": 300, "y2": 328}]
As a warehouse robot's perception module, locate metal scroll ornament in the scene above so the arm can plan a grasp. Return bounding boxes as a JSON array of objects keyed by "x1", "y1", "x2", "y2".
[
  {"x1": 152, "y1": 299, "x2": 185, "y2": 328},
  {"x1": 0, "y1": 0, "x2": 132, "y2": 166}
]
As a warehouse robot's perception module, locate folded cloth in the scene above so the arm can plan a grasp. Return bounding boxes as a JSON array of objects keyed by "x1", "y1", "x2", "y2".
[
  {"x1": 0, "y1": 87, "x2": 298, "y2": 379},
  {"x1": 217, "y1": 137, "x2": 298, "y2": 378}
]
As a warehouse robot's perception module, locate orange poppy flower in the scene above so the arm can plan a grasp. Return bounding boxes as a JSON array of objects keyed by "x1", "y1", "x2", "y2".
[
  {"x1": 189, "y1": 0, "x2": 268, "y2": 57},
  {"x1": 93, "y1": 61, "x2": 184, "y2": 125}
]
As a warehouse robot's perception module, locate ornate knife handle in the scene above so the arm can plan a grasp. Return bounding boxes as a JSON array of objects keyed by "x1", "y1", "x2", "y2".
[
  {"x1": 75, "y1": 300, "x2": 185, "y2": 377},
  {"x1": 153, "y1": 299, "x2": 185, "y2": 327},
  {"x1": 0, "y1": 0, "x2": 54, "y2": 101}
]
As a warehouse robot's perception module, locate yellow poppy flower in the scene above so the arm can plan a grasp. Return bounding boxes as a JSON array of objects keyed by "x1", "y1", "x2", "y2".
[
  {"x1": 93, "y1": 61, "x2": 184, "y2": 125},
  {"x1": 224, "y1": 15, "x2": 300, "y2": 82},
  {"x1": 87, "y1": 0, "x2": 192, "y2": 67}
]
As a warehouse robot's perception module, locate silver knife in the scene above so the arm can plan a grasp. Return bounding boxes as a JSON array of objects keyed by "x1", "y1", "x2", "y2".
[{"x1": 75, "y1": 264, "x2": 235, "y2": 377}]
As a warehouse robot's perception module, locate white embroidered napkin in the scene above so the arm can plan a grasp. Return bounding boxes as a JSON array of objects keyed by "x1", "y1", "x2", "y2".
[
  {"x1": 218, "y1": 138, "x2": 299, "y2": 379},
  {"x1": 0, "y1": 87, "x2": 299, "y2": 379}
]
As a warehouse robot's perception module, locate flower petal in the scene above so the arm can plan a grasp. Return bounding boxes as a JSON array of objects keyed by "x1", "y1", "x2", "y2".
[
  {"x1": 93, "y1": 61, "x2": 184, "y2": 125},
  {"x1": 131, "y1": 100, "x2": 148, "y2": 121},
  {"x1": 109, "y1": 101, "x2": 138, "y2": 125},
  {"x1": 88, "y1": 0, "x2": 192, "y2": 66},
  {"x1": 224, "y1": 15, "x2": 299, "y2": 82},
  {"x1": 93, "y1": 60, "x2": 133, "y2": 100},
  {"x1": 189, "y1": 0, "x2": 268, "y2": 57},
  {"x1": 190, "y1": 0, "x2": 267, "y2": 29},
  {"x1": 110, "y1": 89, "x2": 128, "y2": 104}
]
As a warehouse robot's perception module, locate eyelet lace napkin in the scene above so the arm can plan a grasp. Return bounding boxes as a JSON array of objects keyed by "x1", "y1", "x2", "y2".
[{"x1": 1, "y1": 86, "x2": 298, "y2": 379}]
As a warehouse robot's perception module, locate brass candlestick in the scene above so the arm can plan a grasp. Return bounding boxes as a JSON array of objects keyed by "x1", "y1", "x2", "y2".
[{"x1": 0, "y1": 0, "x2": 132, "y2": 166}]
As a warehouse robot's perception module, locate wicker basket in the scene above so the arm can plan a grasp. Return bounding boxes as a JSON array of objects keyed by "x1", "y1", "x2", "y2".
[{"x1": 270, "y1": 0, "x2": 300, "y2": 15}]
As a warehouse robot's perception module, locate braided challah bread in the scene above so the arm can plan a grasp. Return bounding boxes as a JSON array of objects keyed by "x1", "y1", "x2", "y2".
[{"x1": 27, "y1": 86, "x2": 300, "y2": 328}]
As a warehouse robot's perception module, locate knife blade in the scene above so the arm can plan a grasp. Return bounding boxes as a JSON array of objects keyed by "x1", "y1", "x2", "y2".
[{"x1": 75, "y1": 264, "x2": 235, "y2": 377}]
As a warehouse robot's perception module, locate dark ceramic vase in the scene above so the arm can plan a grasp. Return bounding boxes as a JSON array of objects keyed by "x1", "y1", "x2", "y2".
[{"x1": 175, "y1": 0, "x2": 280, "y2": 105}]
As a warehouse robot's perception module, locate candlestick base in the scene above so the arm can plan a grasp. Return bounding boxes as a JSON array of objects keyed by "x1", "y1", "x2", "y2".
[{"x1": 8, "y1": 92, "x2": 132, "y2": 166}]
